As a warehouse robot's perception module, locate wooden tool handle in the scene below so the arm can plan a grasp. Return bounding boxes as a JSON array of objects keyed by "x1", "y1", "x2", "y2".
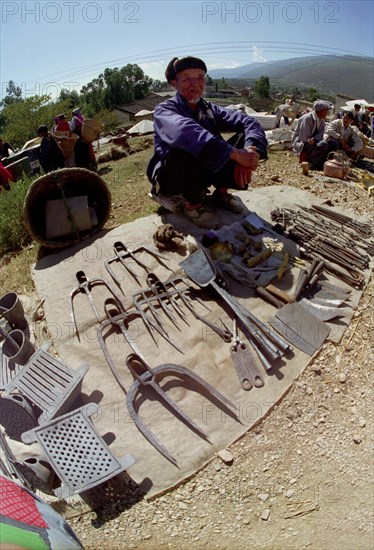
[
  {"x1": 265, "y1": 284, "x2": 295, "y2": 304},
  {"x1": 255, "y1": 287, "x2": 284, "y2": 309}
]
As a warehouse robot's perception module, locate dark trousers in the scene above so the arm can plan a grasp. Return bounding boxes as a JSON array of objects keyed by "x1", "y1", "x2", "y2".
[
  {"x1": 74, "y1": 139, "x2": 91, "y2": 169},
  {"x1": 157, "y1": 134, "x2": 245, "y2": 204},
  {"x1": 303, "y1": 140, "x2": 336, "y2": 170}
]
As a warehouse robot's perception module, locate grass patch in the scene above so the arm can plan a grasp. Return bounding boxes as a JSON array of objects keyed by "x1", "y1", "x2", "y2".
[
  {"x1": 0, "y1": 246, "x2": 38, "y2": 294},
  {"x1": 0, "y1": 175, "x2": 34, "y2": 256},
  {"x1": 98, "y1": 142, "x2": 158, "y2": 225}
]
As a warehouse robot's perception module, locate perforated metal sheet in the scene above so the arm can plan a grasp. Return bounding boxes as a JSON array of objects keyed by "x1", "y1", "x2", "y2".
[
  {"x1": 0, "y1": 394, "x2": 37, "y2": 441},
  {"x1": 22, "y1": 404, "x2": 136, "y2": 499}
]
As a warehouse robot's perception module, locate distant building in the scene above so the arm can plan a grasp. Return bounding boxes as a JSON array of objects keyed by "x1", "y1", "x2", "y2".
[{"x1": 112, "y1": 92, "x2": 175, "y2": 123}]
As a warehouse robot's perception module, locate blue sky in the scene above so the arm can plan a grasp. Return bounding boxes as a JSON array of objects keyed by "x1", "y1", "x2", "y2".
[{"x1": 0, "y1": 0, "x2": 373, "y2": 101}]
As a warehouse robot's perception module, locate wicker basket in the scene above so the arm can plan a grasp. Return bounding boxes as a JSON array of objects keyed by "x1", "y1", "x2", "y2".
[
  {"x1": 53, "y1": 133, "x2": 78, "y2": 160},
  {"x1": 81, "y1": 119, "x2": 104, "y2": 144},
  {"x1": 23, "y1": 168, "x2": 111, "y2": 248}
]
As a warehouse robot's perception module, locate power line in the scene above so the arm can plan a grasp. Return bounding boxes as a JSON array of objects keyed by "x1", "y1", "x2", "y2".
[{"x1": 23, "y1": 41, "x2": 370, "y2": 88}]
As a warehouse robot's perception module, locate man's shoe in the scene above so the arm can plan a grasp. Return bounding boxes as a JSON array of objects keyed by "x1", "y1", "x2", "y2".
[
  {"x1": 212, "y1": 191, "x2": 244, "y2": 214},
  {"x1": 148, "y1": 192, "x2": 185, "y2": 213},
  {"x1": 184, "y1": 205, "x2": 218, "y2": 229}
]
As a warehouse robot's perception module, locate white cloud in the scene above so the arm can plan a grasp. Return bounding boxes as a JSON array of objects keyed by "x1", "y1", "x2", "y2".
[
  {"x1": 252, "y1": 46, "x2": 266, "y2": 63},
  {"x1": 208, "y1": 61, "x2": 242, "y2": 70}
]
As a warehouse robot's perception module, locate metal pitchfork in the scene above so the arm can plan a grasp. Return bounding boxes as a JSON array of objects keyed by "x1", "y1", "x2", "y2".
[
  {"x1": 70, "y1": 270, "x2": 123, "y2": 340},
  {"x1": 97, "y1": 298, "x2": 145, "y2": 387},
  {"x1": 125, "y1": 353, "x2": 242, "y2": 466},
  {"x1": 145, "y1": 272, "x2": 189, "y2": 330},
  {"x1": 167, "y1": 277, "x2": 233, "y2": 343},
  {"x1": 104, "y1": 241, "x2": 170, "y2": 290}
]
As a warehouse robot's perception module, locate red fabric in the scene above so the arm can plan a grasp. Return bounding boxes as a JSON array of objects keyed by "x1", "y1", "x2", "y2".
[
  {"x1": 0, "y1": 477, "x2": 47, "y2": 528},
  {"x1": 55, "y1": 121, "x2": 70, "y2": 131},
  {"x1": 0, "y1": 162, "x2": 14, "y2": 183}
]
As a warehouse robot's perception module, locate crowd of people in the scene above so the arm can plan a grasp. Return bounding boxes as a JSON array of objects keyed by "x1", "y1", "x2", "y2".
[
  {"x1": 0, "y1": 108, "x2": 99, "y2": 190},
  {"x1": 36, "y1": 107, "x2": 97, "y2": 174},
  {"x1": 291, "y1": 100, "x2": 374, "y2": 170}
]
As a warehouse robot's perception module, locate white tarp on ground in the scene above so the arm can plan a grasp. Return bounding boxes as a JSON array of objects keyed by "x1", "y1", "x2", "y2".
[
  {"x1": 225, "y1": 104, "x2": 276, "y2": 130},
  {"x1": 128, "y1": 119, "x2": 154, "y2": 135},
  {"x1": 134, "y1": 109, "x2": 154, "y2": 117},
  {"x1": 27, "y1": 186, "x2": 370, "y2": 514}
]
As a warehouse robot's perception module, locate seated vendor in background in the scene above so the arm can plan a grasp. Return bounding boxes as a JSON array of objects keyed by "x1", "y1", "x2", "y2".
[
  {"x1": 324, "y1": 111, "x2": 364, "y2": 159},
  {"x1": 147, "y1": 56, "x2": 268, "y2": 227},
  {"x1": 292, "y1": 100, "x2": 335, "y2": 170}
]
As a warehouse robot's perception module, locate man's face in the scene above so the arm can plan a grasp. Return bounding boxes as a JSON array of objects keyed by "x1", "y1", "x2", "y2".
[
  {"x1": 316, "y1": 108, "x2": 329, "y2": 120},
  {"x1": 171, "y1": 68, "x2": 206, "y2": 105},
  {"x1": 343, "y1": 114, "x2": 353, "y2": 127}
]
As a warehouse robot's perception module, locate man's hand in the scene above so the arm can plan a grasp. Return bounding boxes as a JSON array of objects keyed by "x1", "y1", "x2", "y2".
[
  {"x1": 230, "y1": 146, "x2": 260, "y2": 169},
  {"x1": 307, "y1": 138, "x2": 316, "y2": 144},
  {"x1": 341, "y1": 139, "x2": 352, "y2": 152},
  {"x1": 234, "y1": 164, "x2": 253, "y2": 188}
]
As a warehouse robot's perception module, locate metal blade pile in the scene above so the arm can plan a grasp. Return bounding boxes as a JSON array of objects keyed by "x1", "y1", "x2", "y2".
[{"x1": 270, "y1": 204, "x2": 373, "y2": 288}]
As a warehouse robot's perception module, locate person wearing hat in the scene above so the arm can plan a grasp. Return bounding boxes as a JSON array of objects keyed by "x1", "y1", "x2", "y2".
[
  {"x1": 69, "y1": 108, "x2": 94, "y2": 169},
  {"x1": 147, "y1": 56, "x2": 268, "y2": 227},
  {"x1": 54, "y1": 114, "x2": 70, "y2": 132},
  {"x1": 292, "y1": 99, "x2": 334, "y2": 170},
  {"x1": 36, "y1": 125, "x2": 65, "y2": 173}
]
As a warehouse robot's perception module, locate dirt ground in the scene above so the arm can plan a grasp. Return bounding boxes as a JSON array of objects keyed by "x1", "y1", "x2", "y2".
[{"x1": 67, "y1": 149, "x2": 372, "y2": 549}]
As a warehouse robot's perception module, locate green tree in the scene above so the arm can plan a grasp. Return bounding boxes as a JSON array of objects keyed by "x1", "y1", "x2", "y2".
[
  {"x1": 1, "y1": 80, "x2": 23, "y2": 107},
  {"x1": 308, "y1": 88, "x2": 319, "y2": 102},
  {"x1": 103, "y1": 64, "x2": 152, "y2": 106},
  {"x1": 82, "y1": 64, "x2": 152, "y2": 113},
  {"x1": 80, "y1": 75, "x2": 106, "y2": 115},
  {"x1": 0, "y1": 96, "x2": 72, "y2": 147},
  {"x1": 59, "y1": 89, "x2": 80, "y2": 109},
  {"x1": 219, "y1": 77, "x2": 227, "y2": 90},
  {"x1": 254, "y1": 75, "x2": 270, "y2": 99},
  {"x1": 151, "y1": 79, "x2": 163, "y2": 92}
]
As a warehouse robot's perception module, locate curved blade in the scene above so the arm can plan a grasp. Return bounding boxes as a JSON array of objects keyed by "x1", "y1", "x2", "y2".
[{"x1": 299, "y1": 298, "x2": 351, "y2": 321}]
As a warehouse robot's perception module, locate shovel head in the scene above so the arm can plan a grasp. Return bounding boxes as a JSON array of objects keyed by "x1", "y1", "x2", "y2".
[
  {"x1": 179, "y1": 249, "x2": 216, "y2": 287},
  {"x1": 269, "y1": 303, "x2": 331, "y2": 356}
]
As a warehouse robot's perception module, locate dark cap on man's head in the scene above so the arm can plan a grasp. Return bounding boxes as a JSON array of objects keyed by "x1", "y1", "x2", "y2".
[
  {"x1": 165, "y1": 56, "x2": 207, "y2": 83},
  {"x1": 313, "y1": 100, "x2": 333, "y2": 113},
  {"x1": 37, "y1": 125, "x2": 48, "y2": 134}
]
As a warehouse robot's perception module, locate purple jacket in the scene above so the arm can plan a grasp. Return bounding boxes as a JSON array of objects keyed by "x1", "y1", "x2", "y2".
[{"x1": 147, "y1": 93, "x2": 267, "y2": 182}]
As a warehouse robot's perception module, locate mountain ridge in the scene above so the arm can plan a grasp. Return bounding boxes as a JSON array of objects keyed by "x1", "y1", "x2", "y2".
[{"x1": 208, "y1": 55, "x2": 374, "y2": 101}]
